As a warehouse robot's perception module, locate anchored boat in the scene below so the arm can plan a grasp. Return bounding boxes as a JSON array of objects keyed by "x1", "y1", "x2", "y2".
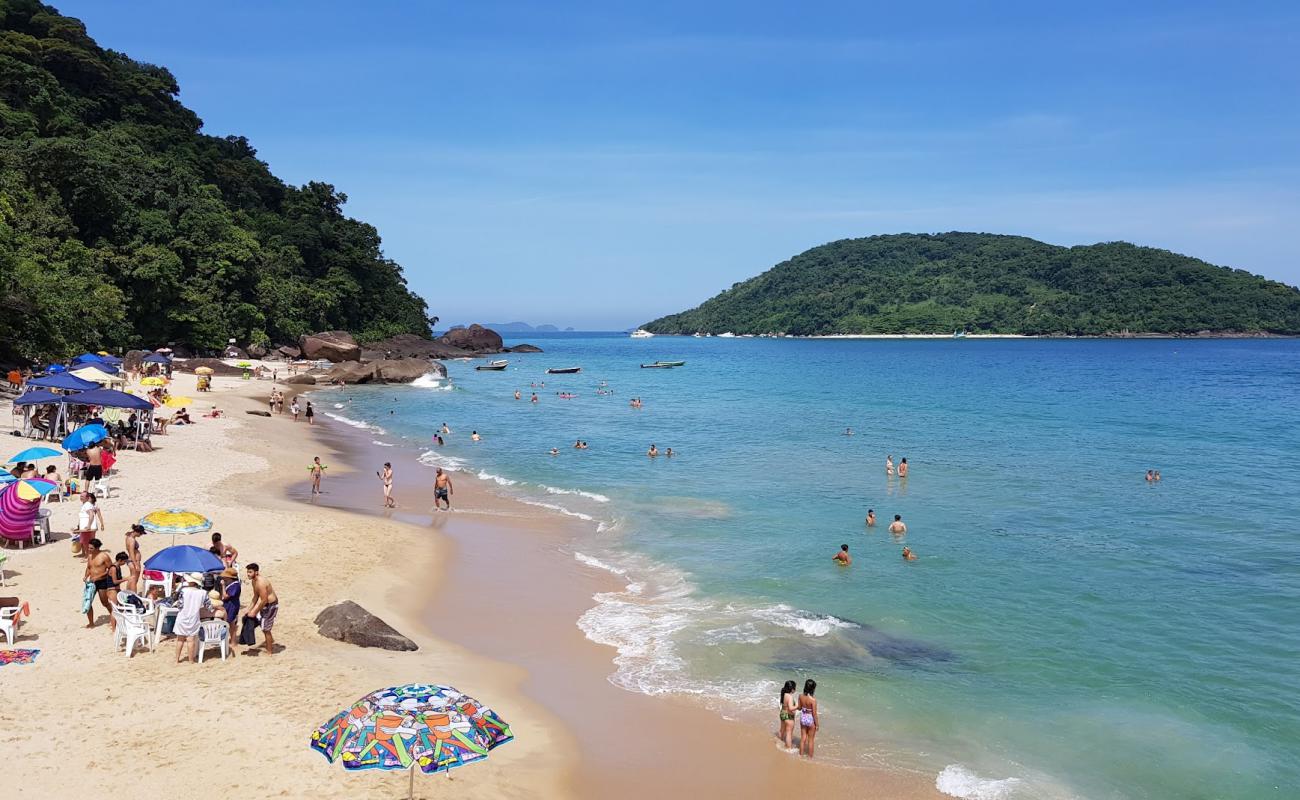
[
  {"x1": 475, "y1": 360, "x2": 509, "y2": 371},
  {"x1": 640, "y1": 360, "x2": 686, "y2": 368},
  {"x1": 546, "y1": 367, "x2": 582, "y2": 374}
]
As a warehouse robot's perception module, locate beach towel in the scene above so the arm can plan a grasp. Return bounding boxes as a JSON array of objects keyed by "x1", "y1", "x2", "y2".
[
  {"x1": 80, "y1": 581, "x2": 94, "y2": 614},
  {"x1": 0, "y1": 649, "x2": 39, "y2": 667},
  {"x1": 238, "y1": 615, "x2": 260, "y2": 645},
  {"x1": 101, "y1": 450, "x2": 116, "y2": 473}
]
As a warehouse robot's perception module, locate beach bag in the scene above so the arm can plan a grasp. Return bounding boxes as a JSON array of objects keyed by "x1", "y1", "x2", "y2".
[{"x1": 238, "y1": 615, "x2": 260, "y2": 645}]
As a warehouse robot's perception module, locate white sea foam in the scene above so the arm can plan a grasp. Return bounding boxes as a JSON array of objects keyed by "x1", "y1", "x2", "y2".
[
  {"x1": 936, "y1": 765, "x2": 1023, "y2": 800},
  {"x1": 517, "y1": 498, "x2": 595, "y2": 522},
  {"x1": 574, "y1": 552, "x2": 627, "y2": 575},
  {"x1": 417, "y1": 449, "x2": 467, "y2": 471},
  {"x1": 332, "y1": 403, "x2": 345, "y2": 409},
  {"x1": 753, "y1": 604, "x2": 858, "y2": 637},
  {"x1": 371, "y1": 440, "x2": 394, "y2": 447},
  {"x1": 540, "y1": 485, "x2": 611, "y2": 503},
  {"x1": 411, "y1": 373, "x2": 452, "y2": 390},
  {"x1": 322, "y1": 411, "x2": 386, "y2": 435},
  {"x1": 476, "y1": 469, "x2": 518, "y2": 486}
]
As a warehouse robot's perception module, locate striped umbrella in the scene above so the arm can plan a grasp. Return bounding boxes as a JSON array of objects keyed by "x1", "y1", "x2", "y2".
[
  {"x1": 310, "y1": 683, "x2": 513, "y2": 800},
  {"x1": 0, "y1": 480, "x2": 54, "y2": 545},
  {"x1": 139, "y1": 508, "x2": 212, "y2": 544}
]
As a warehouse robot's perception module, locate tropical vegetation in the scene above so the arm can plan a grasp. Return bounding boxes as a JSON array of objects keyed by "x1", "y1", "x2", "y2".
[
  {"x1": 643, "y1": 233, "x2": 1300, "y2": 336},
  {"x1": 0, "y1": 1, "x2": 431, "y2": 363}
]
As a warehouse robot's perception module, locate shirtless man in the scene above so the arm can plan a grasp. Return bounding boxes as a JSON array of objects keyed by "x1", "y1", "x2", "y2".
[
  {"x1": 85, "y1": 442, "x2": 104, "y2": 489},
  {"x1": 471, "y1": 431, "x2": 481, "y2": 442},
  {"x1": 889, "y1": 514, "x2": 907, "y2": 535},
  {"x1": 309, "y1": 457, "x2": 325, "y2": 495},
  {"x1": 124, "y1": 524, "x2": 145, "y2": 591},
  {"x1": 902, "y1": 546, "x2": 918, "y2": 561},
  {"x1": 866, "y1": 509, "x2": 876, "y2": 527},
  {"x1": 83, "y1": 538, "x2": 115, "y2": 629},
  {"x1": 378, "y1": 463, "x2": 395, "y2": 508},
  {"x1": 647, "y1": 444, "x2": 659, "y2": 457},
  {"x1": 440, "y1": 422, "x2": 451, "y2": 435},
  {"x1": 898, "y1": 458, "x2": 909, "y2": 478},
  {"x1": 833, "y1": 544, "x2": 852, "y2": 566},
  {"x1": 243, "y1": 563, "x2": 279, "y2": 655},
  {"x1": 434, "y1": 468, "x2": 454, "y2": 511}
]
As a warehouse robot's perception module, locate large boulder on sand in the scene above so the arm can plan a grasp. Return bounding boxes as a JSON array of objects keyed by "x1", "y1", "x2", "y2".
[
  {"x1": 324, "y1": 361, "x2": 373, "y2": 384},
  {"x1": 299, "y1": 331, "x2": 361, "y2": 362},
  {"x1": 284, "y1": 374, "x2": 317, "y2": 385},
  {"x1": 325, "y1": 359, "x2": 446, "y2": 385},
  {"x1": 315, "y1": 601, "x2": 418, "y2": 651},
  {"x1": 276, "y1": 344, "x2": 301, "y2": 359},
  {"x1": 247, "y1": 342, "x2": 268, "y2": 358},
  {"x1": 123, "y1": 349, "x2": 149, "y2": 374},
  {"x1": 364, "y1": 332, "x2": 474, "y2": 359},
  {"x1": 437, "y1": 324, "x2": 504, "y2": 354}
]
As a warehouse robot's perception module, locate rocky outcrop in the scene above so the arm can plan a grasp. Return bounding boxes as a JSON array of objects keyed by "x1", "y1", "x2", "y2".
[
  {"x1": 437, "y1": 324, "x2": 504, "y2": 354},
  {"x1": 284, "y1": 374, "x2": 317, "y2": 385},
  {"x1": 123, "y1": 349, "x2": 149, "y2": 374},
  {"x1": 506, "y1": 343, "x2": 543, "y2": 353},
  {"x1": 315, "y1": 601, "x2": 418, "y2": 651},
  {"x1": 247, "y1": 342, "x2": 268, "y2": 358},
  {"x1": 299, "y1": 331, "x2": 361, "y2": 363},
  {"x1": 324, "y1": 358, "x2": 445, "y2": 385},
  {"x1": 175, "y1": 358, "x2": 245, "y2": 376},
  {"x1": 222, "y1": 345, "x2": 248, "y2": 359},
  {"x1": 277, "y1": 344, "x2": 301, "y2": 359},
  {"x1": 362, "y1": 332, "x2": 473, "y2": 359}
]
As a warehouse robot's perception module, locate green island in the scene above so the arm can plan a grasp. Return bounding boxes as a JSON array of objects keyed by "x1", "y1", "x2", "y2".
[
  {"x1": 642, "y1": 233, "x2": 1300, "y2": 336},
  {"x1": 0, "y1": 1, "x2": 431, "y2": 363}
]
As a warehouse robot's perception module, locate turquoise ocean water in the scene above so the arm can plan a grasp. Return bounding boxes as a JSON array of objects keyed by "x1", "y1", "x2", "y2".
[{"x1": 322, "y1": 335, "x2": 1299, "y2": 799}]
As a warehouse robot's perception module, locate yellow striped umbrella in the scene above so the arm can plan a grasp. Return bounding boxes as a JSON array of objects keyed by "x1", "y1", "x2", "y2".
[
  {"x1": 139, "y1": 508, "x2": 212, "y2": 541},
  {"x1": 164, "y1": 396, "x2": 194, "y2": 407},
  {"x1": 141, "y1": 377, "x2": 166, "y2": 387}
]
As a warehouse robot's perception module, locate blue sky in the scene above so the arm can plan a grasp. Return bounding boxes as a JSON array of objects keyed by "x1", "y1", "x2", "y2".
[{"x1": 60, "y1": 1, "x2": 1300, "y2": 329}]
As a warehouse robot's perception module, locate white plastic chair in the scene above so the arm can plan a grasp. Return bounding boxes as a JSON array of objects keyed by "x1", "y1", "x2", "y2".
[
  {"x1": 118, "y1": 609, "x2": 153, "y2": 657},
  {"x1": 93, "y1": 475, "x2": 116, "y2": 499},
  {"x1": 196, "y1": 619, "x2": 228, "y2": 662},
  {"x1": 140, "y1": 570, "x2": 172, "y2": 598},
  {"x1": 0, "y1": 606, "x2": 19, "y2": 645}
]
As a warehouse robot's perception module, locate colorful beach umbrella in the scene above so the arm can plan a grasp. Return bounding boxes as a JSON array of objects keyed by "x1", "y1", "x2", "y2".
[
  {"x1": 139, "y1": 508, "x2": 212, "y2": 537},
  {"x1": 0, "y1": 473, "x2": 15, "y2": 485},
  {"x1": 7, "y1": 446, "x2": 62, "y2": 464},
  {"x1": 8, "y1": 478, "x2": 57, "y2": 501},
  {"x1": 0, "y1": 482, "x2": 48, "y2": 545},
  {"x1": 140, "y1": 377, "x2": 166, "y2": 387},
  {"x1": 61, "y1": 424, "x2": 108, "y2": 452},
  {"x1": 142, "y1": 544, "x2": 223, "y2": 573},
  {"x1": 311, "y1": 684, "x2": 513, "y2": 800},
  {"x1": 163, "y1": 395, "x2": 194, "y2": 407}
]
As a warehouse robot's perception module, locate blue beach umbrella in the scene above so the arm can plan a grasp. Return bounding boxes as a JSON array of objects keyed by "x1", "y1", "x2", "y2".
[
  {"x1": 0, "y1": 473, "x2": 16, "y2": 485},
  {"x1": 7, "y1": 446, "x2": 63, "y2": 464},
  {"x1": 61, "y1": 424, "x2": 108, "y2": 452},
  {"x1": 143, "y1": 545, "x2": 223, "y2": 574},
  {"x1": 47, "y1": 364, "x2": 67, "y2": 374}
]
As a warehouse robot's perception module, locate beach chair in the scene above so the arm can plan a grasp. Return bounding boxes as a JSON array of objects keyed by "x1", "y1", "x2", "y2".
[
  {"x1": 0, "y1": 605, "x2": 22, "y2": 645},
  {"x1": 141, "y1": 570, "x2": 171, "y2": 598},
  {"x1": 93, "y1": 474, "x2": 116, "y2": 500},
  {"x1": 196, "y1": 619, "x2": 228, "y2": 662},
  {"x1": 117, "y1": 608, "x2": 153, "y2": 657}
]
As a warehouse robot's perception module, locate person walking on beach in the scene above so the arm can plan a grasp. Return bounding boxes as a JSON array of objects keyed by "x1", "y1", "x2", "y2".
[
  {"x1": 889, "y1": 514, "x2": 907, "y2": 535},
  {"x1": 898, "y1": 457, "x2": 909, "y2": 478},
  {"x1": 798, "y1": 679, "x2": 819, "y2": 758},
  {"x1": 174, "y1": 573, "x2": 210, "y2": 663},
  {"x1": 76, "y1": 492, "x2": 105, "y2": 555},
  {"x1": 434, "y1": 467, "x2": 454, "y2": 511},
  {"x1": 309, "y1": 457, "x2": 325, "y2": 495},
  {"x1": 305, "y1": 401, "x2": 315, "y2": 425},
  {"x1": 290, "y1": 398, "x2": 301, "y2": 421},
  {"x1": 83, "y1": 538, "x2": 114, "y2": 629},
  {"x1": 885, "y1": 455, "x2": 894, "y2": 476},
  {"x1": 866, "y1": 509, "x2": 876, "y2": 527},
  {"x1": 833, "y1": 544, "x2": 851, "y2": 566},
  {"x1": 779, "y1": 680, "x2": 799, "y2": 750},
  {"x1": 243, "y1": 563, "x2": 279, "y2": 656},
  {"x1": 378, "y1": 462, "x2": 395, "y2": 508}
]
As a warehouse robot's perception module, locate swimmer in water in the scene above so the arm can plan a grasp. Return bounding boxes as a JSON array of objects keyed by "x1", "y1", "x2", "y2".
[
  {"x1": 889, "y1": 514, "x2": 906, "y2": 535},
  {"x1": 647, "y1": 444, "x2": 659, "y2": 457},
  {"x1": 833, "y1": 544, "x2": 851, "y2": 565},
  {"x1": 886, "y1": 455, "x2": 894, "y2": 476},
  {"x1": 441, "y1": 422, "x2": 451, "y2": 435},
  {"x1": 1146, "y1": 470, "x2": 1154, "y2": 482},
  {"x1": 514, "y1": 390, "x2": 521, "y2": 400},
  {"x1": 866, "y1": 509, "x2": 876, "y2": 527},
  {"x1": 844, "y1": 427, "x2": 854, "y2": 436},
  {"x1": 902, "y1": 546, "x2": 917, "y2": 561},
  {"x1": 1154, "y1": 470, "x2": 1161, "y2": 481},
  {"x1": 665, "y1": 447, "x2": 674, "y2": 457},
  {"x1": 471, "y1": 431, "x2": 481, "y2": 442},
  {"x1": 550, "y1": 448, "x2": 559, "y2": 456},
  {"x1": 531, "y1": 393, "x2": 539, "y2": 403},
  {"x1": 898, "y1": 457, "x2": 908, "y2": 478}
]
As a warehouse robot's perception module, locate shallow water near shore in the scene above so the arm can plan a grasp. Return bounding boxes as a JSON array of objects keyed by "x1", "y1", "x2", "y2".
[{"x1": 319, "y1": 334, "x2": 1300, "y2": 799}]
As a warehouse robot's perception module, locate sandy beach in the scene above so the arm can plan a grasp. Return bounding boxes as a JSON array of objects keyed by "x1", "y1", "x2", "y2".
[{"x1": 2, "y1": 370, "x2": 940, "y2": 799}]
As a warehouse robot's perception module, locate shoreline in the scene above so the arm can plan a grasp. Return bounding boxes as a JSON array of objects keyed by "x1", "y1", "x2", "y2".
[{"x1": 299, "y1": 384, "x2": 944, "y2": 799}]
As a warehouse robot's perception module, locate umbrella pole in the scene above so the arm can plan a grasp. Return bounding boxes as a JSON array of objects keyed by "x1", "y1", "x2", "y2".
[{"x1": 409, "y1": 765, "x2": 415, "y2": 800}]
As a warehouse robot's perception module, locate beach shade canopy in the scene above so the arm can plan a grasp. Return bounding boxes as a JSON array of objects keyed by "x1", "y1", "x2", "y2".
[
  {"x1": 7, "y1": 446, "x2": 62, "y2": 464},
  {"x1": 71, "y1": 366, "x2": 123, "y2": 384},
  {"x1": 25, "y1": 373, "x2": 99, "y2": 392},
  {"x1": 139, "y1": 508, "x2": 213, "y2": 537},
  {"x1": 13, "y1": 389, "x2": 63, "y2": 408},
  {"x1": 310, "y1": 683, "x2": 513, "y2": 799},
  {"x1": 61, "y1": 423, "x2": 109, "y2": 451},
  {"x1": 194, "y1": 366, "x2": 215, "y2": 375},
  {"x1": 143, "y1": 544, "x2": 223, "y2": 573},
  {"x1": 0, "y1": 481, "x2": 51, "y2": 544},
  {"x1": 142, "y1": 353, "x2": 171, "y2": 364},
  {"x1": 140, "y1": 376, "x2": 166, "y2": 386},
  {"x1": 72, "y1": 352, "x2": 106, "y2": 364},
  {"x1": 61, "y1": 388, "x2": 153, "y2": 411},
  {"x1": 46, "y1": 364, "x2": 67, "y2": 374}
]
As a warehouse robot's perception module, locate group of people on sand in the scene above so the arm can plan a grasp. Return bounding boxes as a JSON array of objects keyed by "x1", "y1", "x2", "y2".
[
  {"x1": 80, "y1": 527, "x2": 279, "y2": 662},
  {"x1": 359, "y1": 459, "x2": 454, "y2": 512},
  {"x1": 778, "y1": 679, "x2": 821, "y2": 757},
  {"x1": 268, "y1": 388, "x2": 313, "y2": 424}
]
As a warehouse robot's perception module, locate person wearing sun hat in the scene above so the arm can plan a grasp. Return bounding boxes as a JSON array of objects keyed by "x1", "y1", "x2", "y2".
[
  {"x1": 173, "y1": 573, "x2": 210, "y2": 663},
  {"x1": 219, "y1": 567, "x2": 241, "y2": 647}
]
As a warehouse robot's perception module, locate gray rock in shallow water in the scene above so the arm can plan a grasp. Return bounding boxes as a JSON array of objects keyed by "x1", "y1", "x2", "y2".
[{"x1": 315, "y1": 601, "x2": 418, "y2": 651}]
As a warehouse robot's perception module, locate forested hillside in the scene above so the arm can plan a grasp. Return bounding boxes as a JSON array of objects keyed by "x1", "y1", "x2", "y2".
[
  {"x1": 643, "y1": 233, "x2": 1300, "y2": 336},
  {"x1": 0, "y1": 1, "x2": 431, "y2": 362}
]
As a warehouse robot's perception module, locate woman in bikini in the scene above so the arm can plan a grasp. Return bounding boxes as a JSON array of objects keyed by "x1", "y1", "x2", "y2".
[
  {"x1": 378, "y1": 463, "x2": 395, "y2": 508},
  {"x1": 778, "y1": 680, "x2": 799, "y2": 750},
  {"x1": 798, "y1": 678, "x2": 819, "y2": 758}
]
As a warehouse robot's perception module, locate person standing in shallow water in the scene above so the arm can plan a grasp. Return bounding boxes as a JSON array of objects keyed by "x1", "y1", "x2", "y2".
[
  {"x1": 898, "y1": 457, "x2": 908, "y2": 478},
  {"x1": 378, "y1": 462, "x2": 394, "y2": 508},
  {"x1": 866, "y1": 509, "x2": 876, "y2": 527},
  {"x1": 778, "y1": 680, "x2": 799, "y2": 750},
  {"x1": 309, "y1": 457, "x2": 325, "y2": 495},
  {"x1": 798, "y1": 679, "x2": 819, "y2": 758},
  {"x1": 885, "y1": 454, "x2": 894, "y2": 476}
]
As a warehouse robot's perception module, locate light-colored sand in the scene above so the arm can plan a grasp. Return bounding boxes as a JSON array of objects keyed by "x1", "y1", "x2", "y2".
[{"x1": 2, "y1": 369, "x2": 942, "y2": 799}]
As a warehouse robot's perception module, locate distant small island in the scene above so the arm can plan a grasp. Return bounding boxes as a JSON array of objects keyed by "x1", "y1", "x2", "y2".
[
  {"x1": 448, "y1": 322, "x2": 574, "y2": 333},
  {"x1": 642, "y1": 233, "x2": 1300, "y2": 337}
]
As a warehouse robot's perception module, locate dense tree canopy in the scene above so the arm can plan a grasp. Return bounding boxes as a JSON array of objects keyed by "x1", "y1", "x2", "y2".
[
  {"x1": 643, "y1": 233, "x2": 1300, "y2": 336},
  {"x1": 0, "y1": 1, "x2": 431, "y2": 362}
]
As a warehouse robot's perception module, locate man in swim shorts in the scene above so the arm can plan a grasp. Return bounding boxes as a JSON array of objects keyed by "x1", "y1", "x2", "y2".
[
  {"x1": 83, "y1": 538, "x2": 115, "y2": 628},
  {"x1": 889, "y1": 515, "x2": 907, "y2": 535},
  {"x1": 244, "y1": 563, "x2": 279, "y2": 655},
  {"x1": 434, "y1": 467, "x2": 453, "y2": 510},
  {"x1": 833, "y1": 544, "x2": 851, "y2": 566}
]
